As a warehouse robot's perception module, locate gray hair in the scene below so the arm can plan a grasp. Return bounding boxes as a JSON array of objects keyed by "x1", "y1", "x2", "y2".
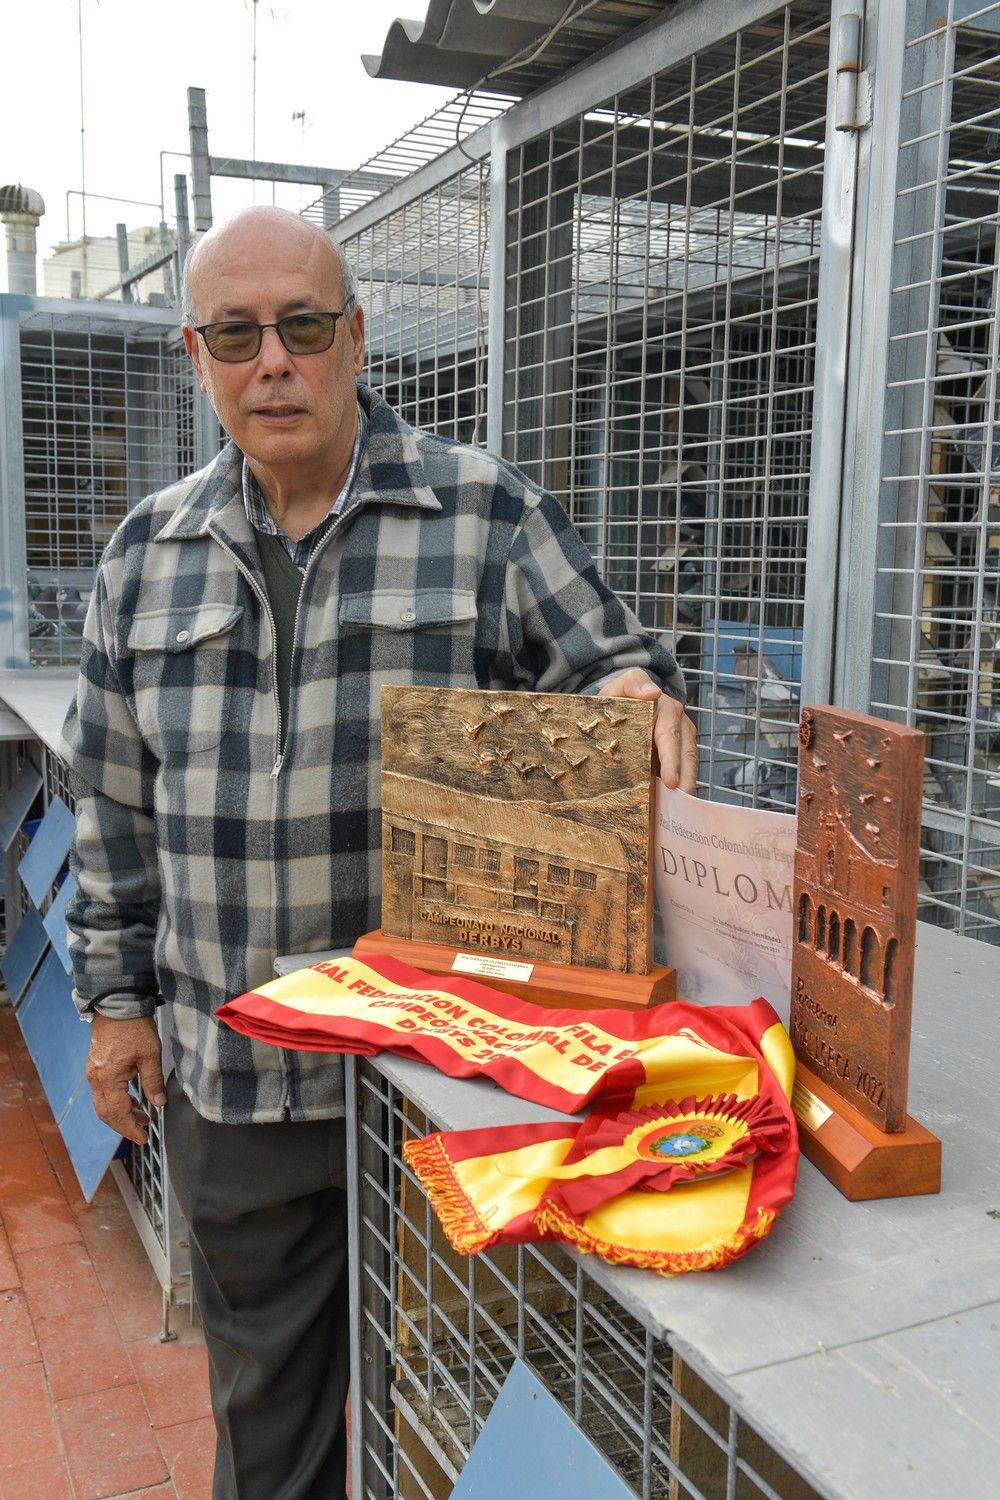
[{"x1": 179, "y1": 226, "x2": 359, "y2": 325}]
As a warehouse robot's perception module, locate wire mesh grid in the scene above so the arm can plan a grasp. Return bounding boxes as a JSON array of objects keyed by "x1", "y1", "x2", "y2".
[
  {"x1": 872, "y1": 1, "x2": 1000, "y2": 941},
  {"x1": 37, "y1": 745, "x2": 174, "y2": 1266},
  {"x1": 351, "y1": 1060, "x2": 815, "y2": 1500},
  {"x1": 303, "y1": 90, "x2": 515, "y2": 229},
  {"x1": 343, "y1": 158, "x2": 492, "y2": 447},
  {"x1": 17, "y1": 308, "x2": 198, "y2": 665},
  {"x1": 502, "y1": 2, "x2": 832, "y2": 813}
]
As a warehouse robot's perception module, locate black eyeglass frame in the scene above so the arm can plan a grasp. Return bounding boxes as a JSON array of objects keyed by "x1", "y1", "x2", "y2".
[{"x1": 193, "y1": 299, "x2": 357, "y2": 362}]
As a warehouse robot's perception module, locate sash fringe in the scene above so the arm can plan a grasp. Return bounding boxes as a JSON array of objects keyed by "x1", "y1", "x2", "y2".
[
  {"x1": 403, "y1": 1137, "x2": 500, "y2": 1255},
  {"x1": 535, "y1": 1203, "x2": 777, "y2": 1276}
]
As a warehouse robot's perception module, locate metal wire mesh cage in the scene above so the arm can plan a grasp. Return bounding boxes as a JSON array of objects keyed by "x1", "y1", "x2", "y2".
[
  {"x1": 349, "y1": 1058, "x2": 818, "y2": 1500},
  {"x1": 2, "y1": 300, "x2": 202, "y2": 667},
  {"x1": 866, "y1": 0, "x2": 1000, "y2": 941}
]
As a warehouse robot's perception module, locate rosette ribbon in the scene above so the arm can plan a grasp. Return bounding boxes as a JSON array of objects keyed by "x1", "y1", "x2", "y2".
[{"x1": 217, "y1": 954, "x2": 798, "y2": 1275}]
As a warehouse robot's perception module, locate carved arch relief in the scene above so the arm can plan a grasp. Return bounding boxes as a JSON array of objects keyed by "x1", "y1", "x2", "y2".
[
  {"x1": 843, "y1": 917, "x2": 857, "y2": 976},
  {"x1": 798, "y1": 891, "x2": 812, "y2": 944}
]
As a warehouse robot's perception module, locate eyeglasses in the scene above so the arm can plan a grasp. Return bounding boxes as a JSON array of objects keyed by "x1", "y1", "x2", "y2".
[{"x1": 194, "y1": 301, "x2": 355, "y2": 362}]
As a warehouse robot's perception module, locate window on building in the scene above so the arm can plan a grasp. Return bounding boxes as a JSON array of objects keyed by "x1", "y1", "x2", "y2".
[
  {"x1": 454, "y1": 844, "x2": 475, "y2": 868},
  {"x1": 547, "y1": 864, "x2": 569, "y2": 886},
  {"x1": 391, "y1": 827, "x2": 415, "y2": 856},
  {"x1": 480, "y1": 848, "x2": 500, "y2": 873},
  {"x1": 574, "y1": 869, "x2": 597, "y2": 890}
]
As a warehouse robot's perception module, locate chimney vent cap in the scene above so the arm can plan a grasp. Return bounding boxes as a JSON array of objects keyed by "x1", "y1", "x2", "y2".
[{"x1": 0, "y1": 184, "x2": 45, "y2": 221}]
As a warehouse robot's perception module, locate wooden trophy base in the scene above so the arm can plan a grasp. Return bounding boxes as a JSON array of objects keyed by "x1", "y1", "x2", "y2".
[
  {"x1": 353, "y1": 930, "x2": 676, "y2": 1011},
  {"x1": 792, "y1": 1061, "x2": 941, "y2": 1201}
]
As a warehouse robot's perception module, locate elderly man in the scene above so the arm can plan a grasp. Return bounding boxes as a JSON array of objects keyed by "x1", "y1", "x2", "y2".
[{"x1": 64, "y1": 206, "x2": 695, "y2": 1499}]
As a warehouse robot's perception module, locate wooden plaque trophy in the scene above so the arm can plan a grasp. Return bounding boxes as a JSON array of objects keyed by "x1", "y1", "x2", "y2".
[
  {"x1": 353, "y1": 685, "x2": 676, "y2": 1009},
  {"x1": 789, "y1": 706, "x2": 941, "y2": 1199}
]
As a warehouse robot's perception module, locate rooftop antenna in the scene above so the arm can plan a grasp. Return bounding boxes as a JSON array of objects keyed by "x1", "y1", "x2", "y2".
[
  {"x1": 77, "y1": 0, "x2": 88, "y2": 287},
  {"x1": 251, "y1": 0, "x2": 259, "y2": 203}
]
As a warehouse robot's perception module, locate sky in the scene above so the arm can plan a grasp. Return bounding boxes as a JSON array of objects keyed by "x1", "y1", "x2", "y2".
[{"x1": 0, "y1": 0, "x2": 452, "y2": 288}]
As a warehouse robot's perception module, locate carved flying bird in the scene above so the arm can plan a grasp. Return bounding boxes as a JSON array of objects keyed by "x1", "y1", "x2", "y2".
[
  {"x1": 513, "y1": 760, "x2": 537, "y2": 777},
  {"x1": 495, "y1": 746, "x2": 513, "y2": 763},
  {"x1": 812, "y1": 755, "x2": 827, "y2": 770},
  {"x1": 540, "y1": 726, "x2": 568, "y2": 746},
  {"x1": 859, "y1": 792, "x2": 875, "y2": 804},
  {"x1": 865, "y1": 822, "x2": 881, "y2": 838},
  {"x1": 596, "y1": 738, "x2": 620, "y2": 759},
  {"x1": 866, "y1": 757, "x2": 882, "y2": 768},
  {"x1": 545, "y1": 765, "x2": 568, "y2": 782},
  {"x1": 488, "y1": 700, "x2": 515, "y2": 718},
  {"x1": 462, "y1": 718, "x2": 485, "y2": 740},
  {"x1": 475, "y1": 751, "x2": 494, "y2": 771},
  {"x1": 602, "y1": 708, "x2": 627, "y2": 725},
  {"x1": 564, "y1": 751, "x2": 589, "y2": 769},
  {"x1": 577, "y1": 716, "x2": 601, "y2": 736},
  {"x1": 800, "y1": 788, "x2": 814, "y2": 805},
  {"x1": 531, "y1": 699, "x2": 552, "y2": 716},
  {"x1": 833, "y1": 728, "x2": 853, "y2": 743}
]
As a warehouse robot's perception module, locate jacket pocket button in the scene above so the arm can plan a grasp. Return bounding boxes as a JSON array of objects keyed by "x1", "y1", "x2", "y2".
[
  {"x1": 175, "y1": 629, "x2": 190, "y2": 643},
  {"x1": 399, "y1": 608, "x2": 415, "y2": 623}
]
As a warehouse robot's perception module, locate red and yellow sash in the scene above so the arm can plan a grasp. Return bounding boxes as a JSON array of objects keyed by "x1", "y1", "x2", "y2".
[{"x1": 217, "y1": 954, "x2": 798, "y2": 1275}]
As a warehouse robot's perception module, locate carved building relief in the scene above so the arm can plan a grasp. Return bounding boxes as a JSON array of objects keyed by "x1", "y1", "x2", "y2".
[
  {"x1": 789, "y1": 707, "x2": 924, "y2": 1132},
  {"x1": 379, "y1": 686, "x2": 656, "y2": 973}
]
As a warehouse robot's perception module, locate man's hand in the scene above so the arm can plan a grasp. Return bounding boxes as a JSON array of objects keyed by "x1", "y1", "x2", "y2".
[
  {"x1": 86, "y1": 1015, "x2": 167, "y2": 1146},
  {"x1": 597, "y1": 669, "x2": 698, "y2": 793}
]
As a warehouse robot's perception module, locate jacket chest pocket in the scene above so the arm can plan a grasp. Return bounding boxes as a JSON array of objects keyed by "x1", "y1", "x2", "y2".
[
  {"x1": 338, "y1": 588, "x2": 478, "y2": 681},
  {"x1": 126, "y1": 604, "x2": 245, "y2": 758}
]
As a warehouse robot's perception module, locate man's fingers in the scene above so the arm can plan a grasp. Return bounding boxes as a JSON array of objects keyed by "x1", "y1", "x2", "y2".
[
  {"x1": 86, "y1": 1015, "x2": 165, "y2": 1145},
  {"x1": 679, "y1": 713, "x2": 699, "y2": 795},
  {"x1": 88, "y1": 1072, "x2": 151, "y2": 1145},
  {"x1": 137, "y1": 1055, "x2": 167, "y2": 1110}
]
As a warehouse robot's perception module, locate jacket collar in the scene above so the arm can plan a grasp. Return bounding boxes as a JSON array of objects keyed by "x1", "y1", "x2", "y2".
[{"x1": 155, "y1": 382, "x2": 442, "y2": 547}]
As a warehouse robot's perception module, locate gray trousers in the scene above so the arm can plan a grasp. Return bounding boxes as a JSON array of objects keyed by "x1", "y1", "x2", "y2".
[{"x1": 164, "y1": 1074, "x2": 350, "y2": 1500}]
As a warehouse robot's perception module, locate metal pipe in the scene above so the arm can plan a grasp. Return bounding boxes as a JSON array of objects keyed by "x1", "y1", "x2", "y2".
[{"x1": 187, "y1": 87, "x2": 213, "y2": 232}]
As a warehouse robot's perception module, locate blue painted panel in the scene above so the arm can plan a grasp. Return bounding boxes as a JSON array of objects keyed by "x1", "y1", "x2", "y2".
[
  {"x1": 18, "y1": 949, "x2": 90, "y2": 1121},
  {"x1": 0, "y1": 761, "x2": 43, "y2": 851},
  {"x1": 0, "y1": 906, "x2": 49, "y2": 1005},
  {"x1": 18, "y1": 797, "x2": 75, "y2": 909},
  {"x1": 451, "y1": 1359, "x2": 634, "y2": 1500},
  {"x1": 58, "y1": 1080, "x2": 121, "y2": 1203},
  {"x1": 43, "y1": 872, "x2": 76, "y2": 974}
]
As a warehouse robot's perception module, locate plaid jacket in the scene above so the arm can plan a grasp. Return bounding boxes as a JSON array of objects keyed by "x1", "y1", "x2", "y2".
[{"x1": 64, "y1": 383, "x2": 684, "y2": 1123}]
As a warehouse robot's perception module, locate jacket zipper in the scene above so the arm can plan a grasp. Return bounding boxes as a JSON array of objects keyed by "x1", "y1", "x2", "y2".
[{"x1": 215, "y1": 548, "x2": 285, "y2": 775}]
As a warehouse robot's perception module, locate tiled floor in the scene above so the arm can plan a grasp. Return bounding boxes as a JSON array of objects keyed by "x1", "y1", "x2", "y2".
[{"x1": 0, "y1": 1002, "x2": 216, "y2": 1500}]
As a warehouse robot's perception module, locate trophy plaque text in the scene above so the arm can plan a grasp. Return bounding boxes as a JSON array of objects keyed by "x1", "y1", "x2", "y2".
[
  {"x1": 789, "y1": 705, "x2": 940, "y2": 1199},
  {"x1": 355, "y1": 685, "x2": 675, "y2": 1009}
]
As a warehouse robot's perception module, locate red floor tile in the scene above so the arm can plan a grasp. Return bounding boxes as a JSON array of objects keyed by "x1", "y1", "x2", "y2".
[
  {"x1": 35, "y1": 1301, "x2": 133, "y2": 1403},
  {"x1": 2, "y1": 1185, "x2": 81, "y2": 1255},
  {"x1": 156, "y1": 1415, "x2": 217, "y2": 1500},
  {"x1": 0, "y1": 1361, "x2": 61, "y2": 1469},
  {"x1": 0, "y1": 1134, "x2": 59, "y2": 1200},
  {"x1": 129, "y1": 1330, "x2": 211, "y2": 1429},
  {"x1": 0, "y1": 1083, "x2": 38, "y2": 1144},
  {"x1": 56, "y1": 1383, "x2": 169, "y2": 1500},
  {"x1": 0, "y1": 1453, "x2": 73, "y2": 1500},
  {"x1": 107, "y1": 1288, "x2": 170, "y2": 1345},
  {"x1": 16, "y1": 1239, "x2": 107, "y2": 1324},
  {"x1": 0, "y1": 1226, "x2": 18, "y2": 1292},
  {"x1": 0, "y1": 1290, "x2": 40, "y2": 1370},
  {"x1": 104, "y1": 1488, "x2": 177, "y2": 1500}
]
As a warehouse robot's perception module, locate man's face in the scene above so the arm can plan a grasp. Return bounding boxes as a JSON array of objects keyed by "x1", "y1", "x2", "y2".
[{"x1": 182, "y1": 217, "x2": 365, "y2": 484}]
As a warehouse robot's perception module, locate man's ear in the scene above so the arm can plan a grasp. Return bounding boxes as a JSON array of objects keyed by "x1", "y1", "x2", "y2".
[
  {"x1": 182, "y1": 324, "x2": 205, "y2": 387},
  {"x1": 349, "y1": 305, "x2": 366, "y2": 375}
]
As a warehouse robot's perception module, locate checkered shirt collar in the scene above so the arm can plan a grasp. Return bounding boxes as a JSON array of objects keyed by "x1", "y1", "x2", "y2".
[{"x1": 241, "y1": 400, "x2": 367, "y2": 569}]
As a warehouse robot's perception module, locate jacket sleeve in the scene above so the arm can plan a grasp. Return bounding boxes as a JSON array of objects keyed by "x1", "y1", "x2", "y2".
[
  {"x1": 502, "y1": 487, "x2": 687, "y2": 701},
  {"x1": 62, "y1": 564, "x2": 161, "y2": 1021}
]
